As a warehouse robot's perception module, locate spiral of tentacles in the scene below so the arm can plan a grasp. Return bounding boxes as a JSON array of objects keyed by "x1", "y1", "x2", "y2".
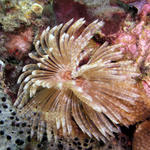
[{"x1": 15, "y1": 18, "x2": 150, "y2": 143}]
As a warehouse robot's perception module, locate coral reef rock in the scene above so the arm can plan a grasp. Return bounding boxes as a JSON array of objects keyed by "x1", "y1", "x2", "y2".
[
  {"x1": 133, "y1": 120, "x2": 150, "y2": 150},
  {"x1": 0, "y1": 88, "x2": 31, "y2": 150},
  {"x1": 0, "y1": 0, "x2": 44, "y2": 31}
]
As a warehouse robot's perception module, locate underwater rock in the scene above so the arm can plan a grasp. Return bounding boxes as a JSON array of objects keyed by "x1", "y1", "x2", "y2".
[
  {"x1": 0, "y1": 62, "x2": 30, "y2": 149},
  {"x1": 0, "y1": 88, "x2": 31, "y2": 150},
  {"x1": 5, "y1": 27, "x2": 33, "y2": 60},
  {"x1": 132, "y1": 120, "x2": 150, "y2": 150},
  {"x1": 54, "y1": 0, "x2": 89, "y2": 24},
  {"x1": 74, "y1": 0, "x2": 110, "y2": 6},
  {"x1": 0, "y1": 0, "x2": 45, "y2": 31},
  {"x1": 72, "y1": 0, "x2": 126, "y2": 36}
]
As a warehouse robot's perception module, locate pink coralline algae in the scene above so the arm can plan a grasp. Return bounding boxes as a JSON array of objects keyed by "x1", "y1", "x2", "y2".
[
  {"x1": 114, "y1": 31, "x2": 138, "y2": 57},
  {"x1": 140, "y1": 2, "x2": 150, "y2": 20},
  {"x1": 5, "y1": 27, "x2": 33, "y2": 59},
  {"x1": 111, "y1": 2, "x2": 150, "y2": 97}
]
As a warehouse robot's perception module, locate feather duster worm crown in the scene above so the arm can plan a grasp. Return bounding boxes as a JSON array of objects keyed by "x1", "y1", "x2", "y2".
[{"x1": 15, "y1": 18, "x2": 150, "y2": 143}]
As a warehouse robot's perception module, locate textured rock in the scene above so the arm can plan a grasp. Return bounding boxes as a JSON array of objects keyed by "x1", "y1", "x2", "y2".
[
  {"x1": 0, "y1": 89, "x2": 31, "y2": 150},
  {"x1": 133, "y1": 121, "x2": 150, "y2": 150}
]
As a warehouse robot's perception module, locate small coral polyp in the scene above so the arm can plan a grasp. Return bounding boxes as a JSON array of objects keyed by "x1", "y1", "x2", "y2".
[{"x1": 15, "y1": 18, "x2": 150, "y2": 143}]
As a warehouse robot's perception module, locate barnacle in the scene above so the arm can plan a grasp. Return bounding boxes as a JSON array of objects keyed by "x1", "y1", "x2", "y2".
[{"x1": 15, "y1": 18, "x2": 150, "y2": 143}]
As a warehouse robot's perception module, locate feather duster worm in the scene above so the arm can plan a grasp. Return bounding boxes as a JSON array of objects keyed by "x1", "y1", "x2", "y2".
[{"x1": 15, "y1": 18, "x2": 150, "y2": 143}]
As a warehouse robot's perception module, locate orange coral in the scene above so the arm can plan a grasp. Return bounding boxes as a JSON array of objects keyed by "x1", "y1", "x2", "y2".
[{"x1": 15, "y1": 19, "x2": 150, "y2": 143}]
